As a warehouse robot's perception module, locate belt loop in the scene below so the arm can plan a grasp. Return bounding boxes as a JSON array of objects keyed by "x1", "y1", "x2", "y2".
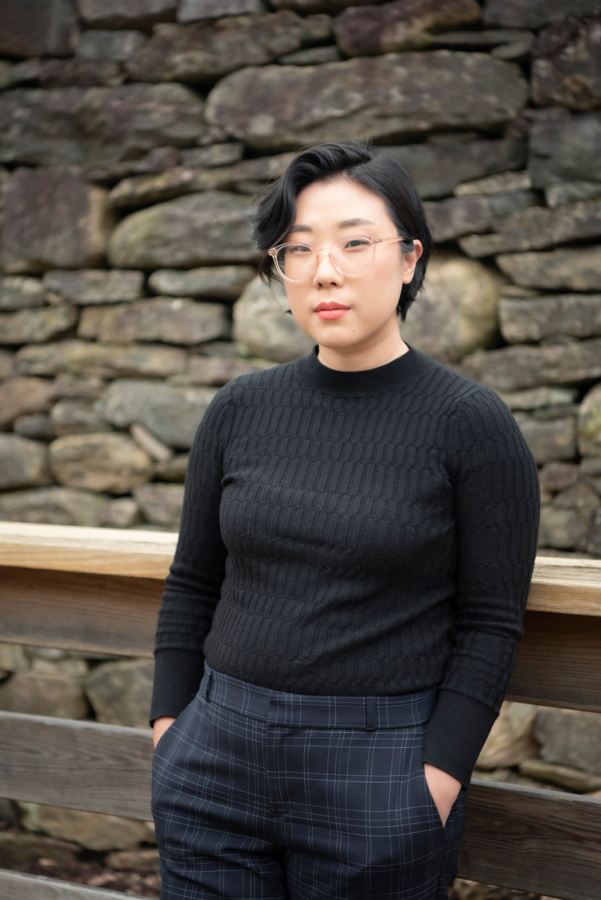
[
  {"x1": 202, "y1": 669, "x2": 213, "y2": 702},
  {"x1": 364, "y1": 697, "x2": 377, "y2": 731}
]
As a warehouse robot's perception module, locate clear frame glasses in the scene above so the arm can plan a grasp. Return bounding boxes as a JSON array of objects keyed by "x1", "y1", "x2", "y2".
[{"x1": 268, "y1": 234, "x2": 416, "y2": 283}]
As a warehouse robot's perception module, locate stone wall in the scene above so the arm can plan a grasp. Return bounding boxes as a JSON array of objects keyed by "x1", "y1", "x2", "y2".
[{"x1": 0, "y1": 0, "x2": 600, "y2": 558}]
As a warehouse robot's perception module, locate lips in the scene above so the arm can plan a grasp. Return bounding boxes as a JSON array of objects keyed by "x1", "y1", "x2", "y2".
[{"x1": 315, "y1": 302, "x2": 350, "y2": 311}]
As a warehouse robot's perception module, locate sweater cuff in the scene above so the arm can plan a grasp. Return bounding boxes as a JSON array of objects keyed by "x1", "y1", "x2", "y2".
[
  {"x1": 422, "y1": 688, "x2": 499, "y2": 789},
  {"x1": 149, "y1": 648, "x2": 205, "y2": 728}
]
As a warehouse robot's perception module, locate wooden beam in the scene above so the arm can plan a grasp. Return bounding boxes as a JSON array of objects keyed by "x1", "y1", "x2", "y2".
[
  {"x1": 0, "y1": 869, "x2": 145, "y2": 900},
  {"x1": 459, "y1": 779, "x2": 601, "y2": 900},
  {"x1": 0, "y1": 712, "x2": 153, "y2": 821}
]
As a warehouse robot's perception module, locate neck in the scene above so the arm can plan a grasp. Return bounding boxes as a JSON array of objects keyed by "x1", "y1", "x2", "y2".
[{"x1": 316, "y1": 331, "x2": 409, "y2": 372}]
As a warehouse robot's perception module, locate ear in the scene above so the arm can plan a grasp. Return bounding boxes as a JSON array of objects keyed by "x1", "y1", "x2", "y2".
[{"x1": 402, "y1": 239, "x2": 423, "y2": 283}]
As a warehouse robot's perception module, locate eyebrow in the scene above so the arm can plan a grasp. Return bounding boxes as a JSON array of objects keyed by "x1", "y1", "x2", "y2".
[{"x1": 288, "y1": 217, "x2": 376, "y2": 232}]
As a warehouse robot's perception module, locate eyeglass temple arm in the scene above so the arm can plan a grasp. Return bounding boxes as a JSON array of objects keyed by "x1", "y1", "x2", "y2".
[{"x1": 373, "y1": 237, "x2": 415, "y2": 250}]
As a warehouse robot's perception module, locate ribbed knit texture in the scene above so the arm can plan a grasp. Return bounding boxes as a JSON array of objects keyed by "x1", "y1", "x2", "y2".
[{"x1": 149, "y1": 343, "x2": 540, "y2": 788}]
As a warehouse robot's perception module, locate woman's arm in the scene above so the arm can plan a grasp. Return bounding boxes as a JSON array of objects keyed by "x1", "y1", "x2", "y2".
[
  {"x1": 422, "y1": 385, "x2": 541, "y2": 790},
  {"x1": 148, "y1": 385, "x2": 235, "y2": 729}
]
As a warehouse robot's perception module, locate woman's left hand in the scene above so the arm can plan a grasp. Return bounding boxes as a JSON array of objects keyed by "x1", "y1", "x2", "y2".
[{"x1": 423, "y1": 763, "x2": 462, "y2": 827}]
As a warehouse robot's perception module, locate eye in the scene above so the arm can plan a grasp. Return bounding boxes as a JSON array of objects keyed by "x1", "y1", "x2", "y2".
[
  {"x1": 344, "y1": 238, "x2": 371, "y2": 250},
  {"x1": 287, "y1": 243, "x2": 311, "y2": 254}
]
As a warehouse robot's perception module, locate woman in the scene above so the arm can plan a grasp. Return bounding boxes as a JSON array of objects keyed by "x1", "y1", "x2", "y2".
[{"x1": 150, "y1": 141, "x2": 540, "y2": 899}]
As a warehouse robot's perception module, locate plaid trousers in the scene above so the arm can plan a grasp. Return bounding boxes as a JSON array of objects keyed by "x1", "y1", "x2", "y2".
[{"x1": 151, "y1": 661, "x2": 468, "y2": 900}]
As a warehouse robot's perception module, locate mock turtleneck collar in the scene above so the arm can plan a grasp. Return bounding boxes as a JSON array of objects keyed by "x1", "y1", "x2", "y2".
[{"x1": 294, "y1": 343, "x2": 424, "y2": 396}]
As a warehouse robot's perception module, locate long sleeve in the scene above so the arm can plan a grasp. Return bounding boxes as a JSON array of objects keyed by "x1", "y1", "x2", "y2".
[
  {"x1": 149, "y1": 385, "x2": 234, "y2": 727},
  {"x1": 422, "y1": 386, "x2": 541, "y2": 788}
]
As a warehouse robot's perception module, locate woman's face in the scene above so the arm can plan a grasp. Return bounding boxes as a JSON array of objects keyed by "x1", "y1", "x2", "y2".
[{"x1": 278, "y1": 177, "x2": 423, "y2": 354}]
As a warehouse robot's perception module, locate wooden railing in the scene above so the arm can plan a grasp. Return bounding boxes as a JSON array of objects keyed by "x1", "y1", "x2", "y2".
[{"x1": 1, "y1": 521, "x2": 601, "y2": 900}]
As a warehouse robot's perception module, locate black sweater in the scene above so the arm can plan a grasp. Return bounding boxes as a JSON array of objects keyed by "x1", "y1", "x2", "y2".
[{"x1": 149, "y1": 343, "x2": 540, "y2": 789}]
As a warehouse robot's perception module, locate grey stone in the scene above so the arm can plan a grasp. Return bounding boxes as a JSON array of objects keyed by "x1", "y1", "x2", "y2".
[
  {"x1": 278, "y1": 45, "x2": 341, "y2": 65},
  {"x1": 130, "y1": 422, "x2": 173, "y2": 462},
  {"x1": 13, "y1": 412, "x2": 54, "y2": 441},
  {"x1": 483, "y1": 0, "x2": 601, "y2": 29},
  {"x1": 0, "y1": 377, "x2": 55, "y2": 429},
  {"x1": 99, "y1": 497, "x2": 142, "y2": 529},
  {"x1": 333, "y1": 0, "x2": 481, "y2": 57},
  {"x1": 179, "y1": 143, "x2": 245, "y2": 168},
  {"x1": 0, "y1": 350, "x2": 16, "y2": 379},
  {"x1": 528, "y1": 113, "x2": 601, "y2": 188},
  {"x1": 49, "y1": 398, "x2": 111, "y2": 436},
  {"x1": 178, "y1": 0, "x2": 266, "y2": 21},
  {"x1": 0, "y1": 0, "x2": 80, "y2": 58},
  {"x1": 475, "y1": 701, "x2": 539, "y2": 770},
  {"x1": 0, "y1": 671, "x2": 88, "y2": 719},
  {"x1": 0, "y1": 61, "x2": 10, "y2": 90},
  {"x1": 271, "y1": 0, "x2": 378, "y2": 9},
  {"x1": 0, "y1": 486, "x2": 111, "y2": 526},
  {"x1": 76, "y1": 0, "x2": 178, "y2": 30},
  {"x1": 148, "y1": 265, "x2": 255, "y2": 299},
  {"x1": 15, "y1": 339, "x2": 186, "y2": 378},
  {"x1": 534, "y1": 706, "x2": 601, "y2": 775},
  {"x1": 0, "y1": 276, "x2": 46, "y2": 311},
  {"x1": 499, "y1": 294, "x2": 601, "y2": 344},
  {"x1": 545, "y1": 182, "x2": 601, "y2": 209},
  {"x1": 531, "y1": 16, "x2": 601, "y2": 113},
  {"x1": 107, "y1": 191, "x2": 257, "y2": 269},
  {"x1": 18, "y1": 801, "x2": 151, "y2": 851},
  {"x1": 0, "y1": 643, "x2": 29, "y2": 673},
  {"x1": 377, "y1": 139, "x2": 526, "y2": 200},
  {"x1": 83, "y1": 658, "x2": 154, "y2": 729},
  {"x1": 125, "y1": 11, "x2": 329, "y2": 83},
  {"x1": 51, "y1": 373, "x2": 107, "y2": 399},
  {"x1": 459, "y1": 199, "x2": 601, "y2": 258},
  {"x1": 9, "y1": 57, "x2": 124, "y2": 88},
  {"x1": 519, "y1": 758, "x2": 601, "y2": 793},
  {"x1": 554, "y1": 482, "x2": 600, "y2": 511},
  {"x1": 181, "y1": 354, "x2": 277, "y2": 386},
  {"x1": 204, "y1": 52, "x2": 528, "y2": 151},
  {"x1": 513, "y1": 413, "x2": 577, "y2": 464},
  {"x1": 496, "y1": 246, "x2": 601, "y2": 291},
  {"x1": 154, "y1": 453, "x2": 189, "y2": 482},
  {"x1": 423, "y1": 196, "x2": 494, "y2": 243},
  {"x1": 49, "y1": 432, "x2": 154, "y2": 493},
  {"x1": 454, "y1": 170, "x2": 532, "y2": 196},
  {"x1": 0, "y1": 84, "x2": 206, "y2": 168},
  {"x1": 0, "y1": 434, "x2": 52, "y2": 490},
  {"x1": 43, "y1": 269, "x2": 144, "y2": 305},
  {"x1": 460, "y1": 338, "x2": 601, "y2": 391},
  {"x1": 232, "y1": 275, "x2": 315, "y2": 363},
  {"x1": 100, "y1": 378, "x2": 218, "y2": 449},
  {"x1": 488, "y1": 191, "x2": 540, "y2": 218},
  {"x1": 0, "y1": 167, "x2": 114, "y2": 274},
  {"x1": 579, "y1": 383, "x2": 601, "y2": 457},
  {"x1": 582, "y1": 507, "x2": 601, "y2": 555},
  {"x1": 78, "y1": 297, "x2": 230, "y2": 345},
  {"x1": 401, "y1": 253, "x2": 502, "y2": 364},
  {"x1": 133, "y1": 483, "x2": 184, "y2": 526},
  {"x1": 107, "y1": 152, "x2": 296, "y2": 207},
  {"x1": 76, "y1": 30, "x2": 148, "y2": 61},
  {"x1": 538, "y1": 505, "x2": 590, "y2": 550},
  {"x1": 0, "y1": 305, "x2": 78, "y2": 344},
  {"x1": 539, "y1": 461, "x2": 581, "y2": 493},
  {"x1": 498, "y1": 386, "x2": 578, "y2": 412}
]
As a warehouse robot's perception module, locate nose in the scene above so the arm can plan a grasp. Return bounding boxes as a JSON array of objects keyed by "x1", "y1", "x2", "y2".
[{"x1": 313, "y1": 247, "x2": 343, "y2": 286}]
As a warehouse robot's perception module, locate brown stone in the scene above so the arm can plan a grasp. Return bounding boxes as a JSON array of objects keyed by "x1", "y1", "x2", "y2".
[
  {"x1": 78, "y1": 297, "x2": 230, "y2": 345},
  {"x1": 0, "y1": 0, "x2": 80, "y2": 58},
  {"x1": 0, "y1": 434, "x2": 52, "y2": 490},
  {"x1": 483, "y1": 0, "x2": 601, "y2": 29},
  {"x1": 133, "y1": 483, "x2": 185, "y2": 526},
  {"x1": 125, "y1": 11, "x2": 330, "y2": 83},
  {"x1": 182, "y1": 354, "x2": 276, "y2": 385},
  {"x1": 0, "y1": 671, "x2": 89, "y2": 719},
  {"x1": 49, "y1": 432, "x2": 154, "y2": 493},
  {"x1": 82, "y1": 658, "x2": 155, "y2": 729},
  {"x1": 76, "y1": 29, "x2": 148, "y2": 62},
  {"x1": 499, "y1": 294, "x2": 601, "y2": 344},
  {"x1": 9, "y1": 57, "x2": 124, "y2": 88},
  {"x1": 531, "y1": 16, "x2": 601, "y2": 112},
  {"x1": 204, "y1": 52, "x2": 528, "y2": 150},
  {"x1": 13, "y1": 412, "x2": 54, "y2": 441},
  {"x1": 459, "y1": 199, "x2": 601, "y2": 257},
  {"x1": 539, "y1": 461, "x2": 580, "y2": 493},
  {"x1": 77, "y1": 0, "x2": 178, "y2": 30},
  {"x1": 333, "y1": 0, "x2": 481, "y2": 57},
  {"x1": 0, "y1": 84, "x2": 205, "y2": 168},
  {"x1": 154, "y1": 453, "x2": 189, "y2": 482},
  {"x1": 0, "y1": 377, "x2": 55, "y2": 429},
  {"x1": 0, "y1": 831, "x2": 80, "y2": 865},
  {"x1": 278, "y1": 45, "x2": 341, "y2": 64},
  {"x1": 0, "y1": 305, "x2": 78, "y2": 344},
  {"x1": 578, "y1": 383, "x2": 601, "y2": 457},
  {"x1": 538, "y1": 505, "x2": 590, "y2": 550},
  {"x1": 496, "y1": 246, "x2": 601, "y2": 291},
  {"x1": 460, "y1": 338, "x2": 601, "y2": 391},
  {"x1": 15, "y1": 340, "x2": 186, "y2": 378},
  {"x1": 513, "y1": 413, "x2": 577, "y2": 464},
  {"x1": 49, "y1": 399, "x2": 112, "y2": 436},
  {"x1": 0, "y1": 276, "x2": 46, "y2": 311},
  {"x1": 0, "y1": 486, "x2": 111, "y2": 526},
  {"x1": 178, "y1": 0, "x2": 266, "y2": 21},
  {"x1": 0, "y1": 167, "x2": 114, "y2": 274},
  {"x1": 17, "y1": 801, "x2": 151, "y2": 852}
]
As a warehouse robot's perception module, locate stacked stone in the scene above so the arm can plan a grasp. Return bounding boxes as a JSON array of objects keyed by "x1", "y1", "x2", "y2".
[{"x1": 0, "y1": 0, "x2": 600, "y2": 553}]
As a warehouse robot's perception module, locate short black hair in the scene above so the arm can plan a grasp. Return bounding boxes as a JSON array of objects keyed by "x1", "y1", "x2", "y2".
[{"x1": 246, "y1": 140, "x2": 433, "y2": 322}]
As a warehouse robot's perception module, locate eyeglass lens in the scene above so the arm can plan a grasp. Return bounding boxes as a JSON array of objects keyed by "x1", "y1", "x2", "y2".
[{"x1": 276, "y1": 236, "x2": 375, "y2": 281}]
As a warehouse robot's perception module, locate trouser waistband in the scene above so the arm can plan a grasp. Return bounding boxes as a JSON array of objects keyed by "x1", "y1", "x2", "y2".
[{"x1": 200, "y1": 661, "x2": 438, "y2": 730}]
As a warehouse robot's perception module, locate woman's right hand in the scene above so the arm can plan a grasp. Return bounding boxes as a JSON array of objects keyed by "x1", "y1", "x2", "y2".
[{"x1": 153, "y1": 716, "x2": 176, "y2": 749}]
